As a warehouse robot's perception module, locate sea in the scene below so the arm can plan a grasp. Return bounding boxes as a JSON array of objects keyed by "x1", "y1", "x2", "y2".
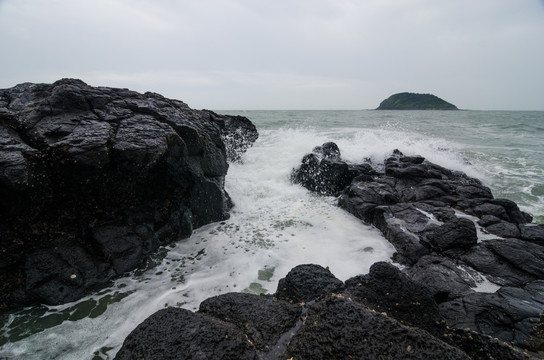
[{"x1": 1, "y1": 110, "x2": 543, "y2": 359}]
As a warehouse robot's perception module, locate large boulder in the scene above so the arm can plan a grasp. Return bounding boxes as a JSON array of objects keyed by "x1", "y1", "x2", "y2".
[
  {"x1": 422, "y1": 217, "x2": 478, "y2": 252},
  {"x1": 407, "y1": 255, "x2": 482, "y2": 302},
  {"x1": 275, "y1": 264, "x2": 344, "y2": 303},
  {"x1": 344, "y1": 262, "x2": 443, "y2": 334},
  {"x1": 199, "y1": 292, "x2": 302, "y2": 352},
  {"x1": 291, "y1": 142, "x2": 378, "y2": 196},
  {"x1": 115, "y1": 265, "x2": 531, "y2": 360},
  {"x1": 0, "y1": 79, "x2": 257, "y2": 308},
  {"x1": 114, "y1": 307, "x2": 257, "y2": 360}
]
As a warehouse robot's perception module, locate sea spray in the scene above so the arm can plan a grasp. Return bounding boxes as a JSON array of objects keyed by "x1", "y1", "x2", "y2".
[
  {"x1": 1, "y1": 110, "x2": 543, "y2": 359},
  {"x1": 1, "y1": 125, "x2": 396, "y2": 359}
]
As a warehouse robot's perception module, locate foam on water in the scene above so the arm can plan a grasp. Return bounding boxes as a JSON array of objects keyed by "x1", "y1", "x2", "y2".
[
  {"x1": 333, "y1": 127, "x2": 482, "y2": 180},
  {"x1": 2, "y1": 110, "x2": 543, "y2": 359},
  {"x1": 455, "y1": 264, "x2": 501, "y2": 294},
  {"x1": 1, "y1": 126, "x2": 396, "y2": 359},
  {"x1": 454, "y1": 210, "x2": 501, "y2": 242}
]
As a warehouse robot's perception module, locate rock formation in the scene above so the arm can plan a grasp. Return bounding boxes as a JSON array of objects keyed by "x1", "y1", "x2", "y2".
[
  {"x1": 115, "y1": 264, "x2": 532, "y2": 360},
  {"x1": 0, "y1": 79, "x2": 258, "y2": 308},
  {"x1": 114, "y1": 142, "x2": 544, "y2": 359},
  {"x1": 295, "y1": 143, "x2": 544, "y2": 353}
]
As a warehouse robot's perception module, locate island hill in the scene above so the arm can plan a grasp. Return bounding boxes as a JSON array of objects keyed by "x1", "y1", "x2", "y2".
[{"x1": 377, "y1": 92, "x2": 458, "y2": 110}]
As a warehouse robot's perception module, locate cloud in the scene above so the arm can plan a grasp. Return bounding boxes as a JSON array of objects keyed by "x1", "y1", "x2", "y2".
[
  {"x1": 1, "y1": 0, "x2": 543, "y2": 109},
  {"x1": 80, "y1": 69, "x2": 372, "y2": 109}
]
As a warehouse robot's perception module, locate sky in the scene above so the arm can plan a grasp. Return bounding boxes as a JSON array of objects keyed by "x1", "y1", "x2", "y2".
[{"x1": 0, "y1": 0, "x2": 543, "y2": 110}]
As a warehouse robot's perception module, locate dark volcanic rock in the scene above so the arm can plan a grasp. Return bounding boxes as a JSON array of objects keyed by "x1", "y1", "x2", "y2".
[
  {"x1": 336, "y1": 150, "x2": 537, "y2": 266},
  {"x1": 115, "y1": 264, "x2": 533, "y2": 360},
  {"x1": 22, "y1": 246, "x2": 114, "y2": 305},
  {"x1": 283, "y1": 296, "x2": 471, "y2": 360},
  {"x1": 484, "y1": 219, "x2": 522, "y2": 238},
  {"x1": 114, "y1": 307, "x2": 257, "y2": 360},
  {"x1": 461, "y1": 238, "x2": 544, "y2": 287},
  {"x1": 407, "y1": 255, "x2": 479, "y2": 301},
  {"x1": 439, "y1": 281, "x2": 544, "y2": 351},
  {"x1": 288, "y1": 145, "x2": 544, "y2": 355},
  {"x1": 275, "y1": 264, "x2": 344, "y2": 303},
  {"x1": 0, "y1": 79, "x2": 258, "y2": 308},
  {"x1": 423, "y1": 217, "x2": 478, "y2": 252},
  {"x1": 199, "y1": 292, "x2": 302, "y2": 351},
  {"x1": 520, "y1": 224, "x2": 544, "y2": 246},
  {"x1": 370, "y1": 203, "x2": 433, "y2": 264},
  {"x1": 291, "y1": 142, "x2": 378, "y2": 196},
  {"x1": 345, "y1": 262, "x2": 443, "y2": 334},
  {"x1": 344, "y1": 262, "x2": 535, "y2": 358},
  {"x1": 204, "y1": 110, "x2": 259, "y2": 162}
]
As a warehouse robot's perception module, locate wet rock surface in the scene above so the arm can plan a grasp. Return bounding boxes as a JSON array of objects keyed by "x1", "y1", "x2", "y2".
[
  {"x1": 114, "y1": 307, "x2": 257, "y2": 360},
  {"x1": 283, "y1": 295, "x2": 470, "y2": 360},
  {"x1": 199, "y1": 292, "x2": 302, "y2": 352},
  {"x1": 116, "y1": 264, "x2": 533, "y2": 360},
  {"x1": 204, "y1": 110, "x2": 259, "y2": 163},
  {"x1": 0, "y1": 79, "x2": 257, "y2": 308},
  {"x1": 292, "y1": 143, "x2": 544, "y2": 355},
  {"x1": 344, "y1": 261, "x2": 444, "y2": 334},
  {"x1": 275, "y1": 263, "x2": 344, "y2": 303},
  {"x1": 116, "y1": 142, "x2": 544, "y2": 359},
  {"x1": 291, "y1": 141, "x2": 378, "y2": 196}
]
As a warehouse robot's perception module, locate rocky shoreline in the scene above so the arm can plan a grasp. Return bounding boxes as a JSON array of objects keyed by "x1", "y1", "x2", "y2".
[
  {"x1": 2, "y1": 81, "x2": 543, "y2": 358},
  {"x1": 0, "y1": 79, "x2": 257, "y2": 308},
  {"x1": 116, "y1": 263, "x2": 536, "y2": 359},
  {"x1": 117, "y1": 142, "x2": 543, "y2": 359}
]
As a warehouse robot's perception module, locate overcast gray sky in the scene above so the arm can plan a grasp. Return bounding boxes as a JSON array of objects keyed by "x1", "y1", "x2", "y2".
[{"x1": 1, "y1": 0, "x2": 543, "y2": 110}]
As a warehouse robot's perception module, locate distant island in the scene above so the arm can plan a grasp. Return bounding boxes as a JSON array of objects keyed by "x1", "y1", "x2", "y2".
[{"x1": 376, "y1": 92, "x2": 458, "y2": 110}]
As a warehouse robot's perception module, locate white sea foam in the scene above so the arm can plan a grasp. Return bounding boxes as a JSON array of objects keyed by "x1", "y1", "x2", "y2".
[
  {"x1": 457, "y1": 264, "x2": 501, "y2": 294},
  {"x1": 2, "y1": 110, "x2": 543, "y2": 359},
  {"x1": 454, "y1": 210, "x2": 501, "y2": 242},
  {"x1": 416, "y1": 208, "x2": 444, "y2": 226},
  {"x1": 1, "y1": 126, "x2": 396, "y2": 360}
]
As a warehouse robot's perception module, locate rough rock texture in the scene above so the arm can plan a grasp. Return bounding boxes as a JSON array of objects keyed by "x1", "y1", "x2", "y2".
[
  {"x1": 275, "y1": 263, "x2": 344, "y2": 303},
  {"x1": 460, "y1": 238, "x2": 544, "y2": 287},
  {"x1": 0, "y1": 79, "x2": 257, "y2": 308},
  {"x1": 199, "y1": 292, "x2": 302, "y2": 352},
  {"x1": 114, "y1": 307, "x2": 257, "y2": 360},
  {"x1": 204, "y1": 110, "x2": 258, "y2": 163},
  {"x1": 407, "y1": 255, "x2": 482, "y2": 301},
  {"x1": 290, "y1": 143, "x2": 544, "y2": 354},
  {"x1": 283, "y1": 296, "x2": 470, "y2": 360},
  {"x1": 345, "y1": 262, "x2": 444, "y2": 334},
  {"x1": 291, "y1": 142, "x2": 378, "y2": 196},
  {"x1": 116, "y1": 264, "x2": 532, "y2": 360},
  {"x1": 440, "y1": 281, "x2": 544, "y2": 350}
]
